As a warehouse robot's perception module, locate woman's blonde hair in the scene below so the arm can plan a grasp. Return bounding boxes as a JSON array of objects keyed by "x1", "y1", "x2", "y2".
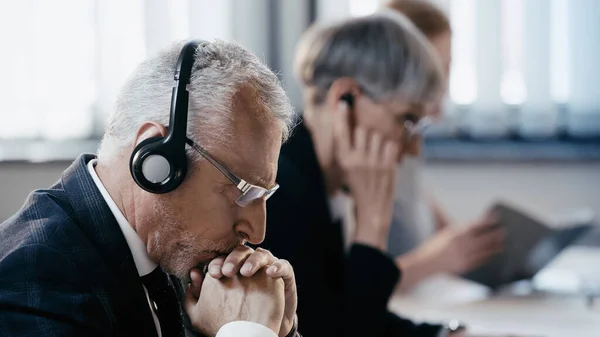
[{"x1": 385, "y1": 0, "x2": 451, "y2": 38}]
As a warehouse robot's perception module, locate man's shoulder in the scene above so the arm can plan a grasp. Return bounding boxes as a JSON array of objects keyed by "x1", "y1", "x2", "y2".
[
  {"x1": 0, "y1": 187, "x2": 126, "y2": 335},
  {"x1": 0, "y1": 186, "x2": 94, "y2": 284},
  {"x1": 0, "y1": 186, "x2": 76, "y2": 255},
  {"x1": 0, "y1": 185, "x2": 119, "y2": 292}
]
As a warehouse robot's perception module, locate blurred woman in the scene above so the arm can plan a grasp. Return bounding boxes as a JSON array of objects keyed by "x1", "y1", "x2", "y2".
[
  {"x1": 385, "y1": 0, "x2": 504, "y2": 290},
  {"x1": 260, "y1": 8, "x2": 465, "y2": 337}
]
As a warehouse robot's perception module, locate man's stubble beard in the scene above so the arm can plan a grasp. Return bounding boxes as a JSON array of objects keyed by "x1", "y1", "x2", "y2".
[
  {"x1": 149, "y1": 200, "x2": 205, "y2": 279},
  {"x1": 149, "y1": 199, "x2": 241, "y2": 280}
]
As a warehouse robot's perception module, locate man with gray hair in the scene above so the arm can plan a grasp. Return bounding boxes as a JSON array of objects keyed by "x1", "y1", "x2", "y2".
[
  {"x1": 0, "y1": 39, "x2": 301, "y2": 337},
  {"x1": 259, "y1": 9, "x2": 465, "y2": 337}
]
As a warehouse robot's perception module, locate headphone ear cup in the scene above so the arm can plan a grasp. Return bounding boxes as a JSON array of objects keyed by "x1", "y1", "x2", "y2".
[
  {"x1": 130, "y1": 136, "x2": 165, "y2": 192},
  {"x1": 131, "y1": 136, "x2": 163, "y2": 159},
  {"x1": 129, "y1": 136, "x2": 187, "y2": 194}
]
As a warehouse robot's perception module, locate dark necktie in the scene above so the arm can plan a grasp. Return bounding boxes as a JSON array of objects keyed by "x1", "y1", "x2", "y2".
[{"x1": 140, "y1": 267, "x2": 184, "y2": 337}]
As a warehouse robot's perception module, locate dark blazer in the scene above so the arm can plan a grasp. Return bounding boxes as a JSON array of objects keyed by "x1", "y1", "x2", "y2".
[
  {"x1": 260, "y1": 122, "x2": 443, "y2": 337},
  {"x1": 0, "y1": 154, "x2": 166, "y2": 336}
]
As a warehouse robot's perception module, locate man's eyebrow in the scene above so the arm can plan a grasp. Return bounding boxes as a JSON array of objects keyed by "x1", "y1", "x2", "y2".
[{"x1": 248, "y1": 172, "x2": 273, "y2": 189}]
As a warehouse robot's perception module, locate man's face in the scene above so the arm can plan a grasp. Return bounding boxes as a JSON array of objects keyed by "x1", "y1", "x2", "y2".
[{"x1": 139, "y1": 93, "x2": 283, "y2": 279}]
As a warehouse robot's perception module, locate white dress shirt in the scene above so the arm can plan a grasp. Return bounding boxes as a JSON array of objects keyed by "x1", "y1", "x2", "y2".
[{"x1": 87, "y1": 159, "x2": 277, "y2": 337}]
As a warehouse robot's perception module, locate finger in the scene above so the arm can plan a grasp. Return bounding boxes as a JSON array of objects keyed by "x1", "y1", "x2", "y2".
[
  {"x1": 354, "y1": 127, "x2": 367, "y2": 155},
  {"x1": 368, "y1": 132, "x2": 382, "y2": 165},
  {"x1": 378, "y1": 169, "x2": 394, "y2": 200},
  {"x1": 484, "y1": 210, "x2": 499, "y2": 224},
  {"x1": 332, "y1": 101, "x2": 352, "y2": 156},
  {"x1": 470, "y1": 228, "x2": 507, "y2": 255},
  {"x1": 377, "y1": 140, "x2": 398, "y2": 198},
  {"x1": 189, "y1": 267, "x2": 205, "y2": 299},
  {"x1": 467, "y1": 216, "x2": 501, "y2": 237},
  {"x1": 382, "y1": 139, "x2": 399, "y2": 168},
  {"x1": 266, "y1": 259, "x2": 294, "y2": 282},
  {"x1": 267, "y1": 259, "x2": 298, "y2": 336},
  {"x1": 207, "y1": 256, "x2": 226, "y2": 279},
  {"x1": 488, "y1": 227, "x2": 507, "y2": 249},
  {"x1": 240, "y1": 247, "x2": 276, "y2": 277},
  {"x1": 266, "y1": 259, "x2": 297, "y2": 298},
  {"x1": 467, "y1": 248, "x2": 501, "y2": 269},
  {"x1": 184, "y1": 283, "x2": 199, "y2": 315},
  {"x1": 222, "y1": 245, "x2": 254, "y2": 277}
]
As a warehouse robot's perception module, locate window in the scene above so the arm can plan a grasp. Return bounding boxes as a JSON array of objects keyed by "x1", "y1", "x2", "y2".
[
  {"x1": 321, "y1": 0, "x2": 600, "y2": 140},
  {"x1": 0, "y1": 0, "x2": 287, "y2": 161},
  {"x1": 0, "y1": 0, "x2": 263, "y2": 143},
  {"x1": 0, "y1": 0, "x2": 98, "y2": 140},
  {"x1": 2, "y1": 0, "x2": 598, "y2": 162}
]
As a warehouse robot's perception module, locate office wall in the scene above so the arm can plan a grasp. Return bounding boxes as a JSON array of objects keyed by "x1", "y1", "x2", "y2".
[
  {"x1": 1, "y1": 161, "x2": 598, "y2": 224},
  {"x1": 423, "y1": 162, "x2": 600, "y2": 226}
]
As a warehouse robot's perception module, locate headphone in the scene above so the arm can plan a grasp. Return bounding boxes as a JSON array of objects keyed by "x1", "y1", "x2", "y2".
[{"x1": 129, "y1": 40, "x2": 201, "y2": 194}]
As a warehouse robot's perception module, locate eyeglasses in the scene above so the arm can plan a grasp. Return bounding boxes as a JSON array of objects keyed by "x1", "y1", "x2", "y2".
[
  {"x1": 403, "y1": 115, "x2": 433, "y2": 143},
  {"x1": 185, "y1": 138, "x2": 280, "y2": 207}
]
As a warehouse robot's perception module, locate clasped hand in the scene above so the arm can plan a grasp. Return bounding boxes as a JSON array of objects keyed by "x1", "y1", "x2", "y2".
[{"x1": 185, "y1": 246, "x2": 297, "y2": 337}]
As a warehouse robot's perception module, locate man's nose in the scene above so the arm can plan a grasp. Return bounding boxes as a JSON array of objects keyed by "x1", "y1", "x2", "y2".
[{"x1": 234, "y1": 201, "x2": 267, "y2": 245}]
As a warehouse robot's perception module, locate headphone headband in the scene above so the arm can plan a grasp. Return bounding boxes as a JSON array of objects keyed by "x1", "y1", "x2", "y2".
[
  {"x1": 165, "y1": 40, "x2": 200, "y2": 148},
  {"x1": 129, "y1": 40, "x2": 204, "y2": 194}
]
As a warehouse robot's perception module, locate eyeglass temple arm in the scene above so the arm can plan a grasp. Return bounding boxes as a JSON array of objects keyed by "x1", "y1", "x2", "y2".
[{"x1": 185, "y1": 138, "x2": 245, "y2": 187}]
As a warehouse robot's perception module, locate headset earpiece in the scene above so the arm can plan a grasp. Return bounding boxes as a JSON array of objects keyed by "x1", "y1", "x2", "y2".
[{"x1": 129, "y1": 136, "x2": 188, "y2": 194}]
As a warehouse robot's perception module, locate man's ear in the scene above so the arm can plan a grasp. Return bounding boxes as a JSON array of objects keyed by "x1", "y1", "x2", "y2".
[
  {"x1": 325, "y1": 77, "x2": 361, "y2": 111},
  {"x1": 133, "y1": 122, "x2": 168, "y2": 147}
]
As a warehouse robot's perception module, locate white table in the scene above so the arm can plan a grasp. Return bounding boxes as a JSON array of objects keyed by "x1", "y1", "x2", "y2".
[{"x1": 389, "y1": 275, "x2": 600, "y2": 337}]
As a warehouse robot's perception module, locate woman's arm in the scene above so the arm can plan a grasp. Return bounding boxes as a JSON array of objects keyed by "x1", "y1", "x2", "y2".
[{"x1": 424, "y1": 189, "x2": 452, "y2": 231}]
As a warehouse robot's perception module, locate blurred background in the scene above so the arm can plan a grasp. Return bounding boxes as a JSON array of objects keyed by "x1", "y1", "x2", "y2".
[{"x1": 0, "y1": 0, "x2": 598, "y2": 226}]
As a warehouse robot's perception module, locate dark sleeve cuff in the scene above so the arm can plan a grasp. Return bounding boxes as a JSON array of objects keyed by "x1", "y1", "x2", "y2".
[
  {"x1": 347, "y1": 243, "x2": 401, "y2": 297},
  {"x1": 343, "y1": 243, "x2": 401, "y2": 336}
]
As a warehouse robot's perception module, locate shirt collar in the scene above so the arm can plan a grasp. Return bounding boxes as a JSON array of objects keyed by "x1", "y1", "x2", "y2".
[{"x1": 87, "y1": 159, "x2": 158, "y2": 276}]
